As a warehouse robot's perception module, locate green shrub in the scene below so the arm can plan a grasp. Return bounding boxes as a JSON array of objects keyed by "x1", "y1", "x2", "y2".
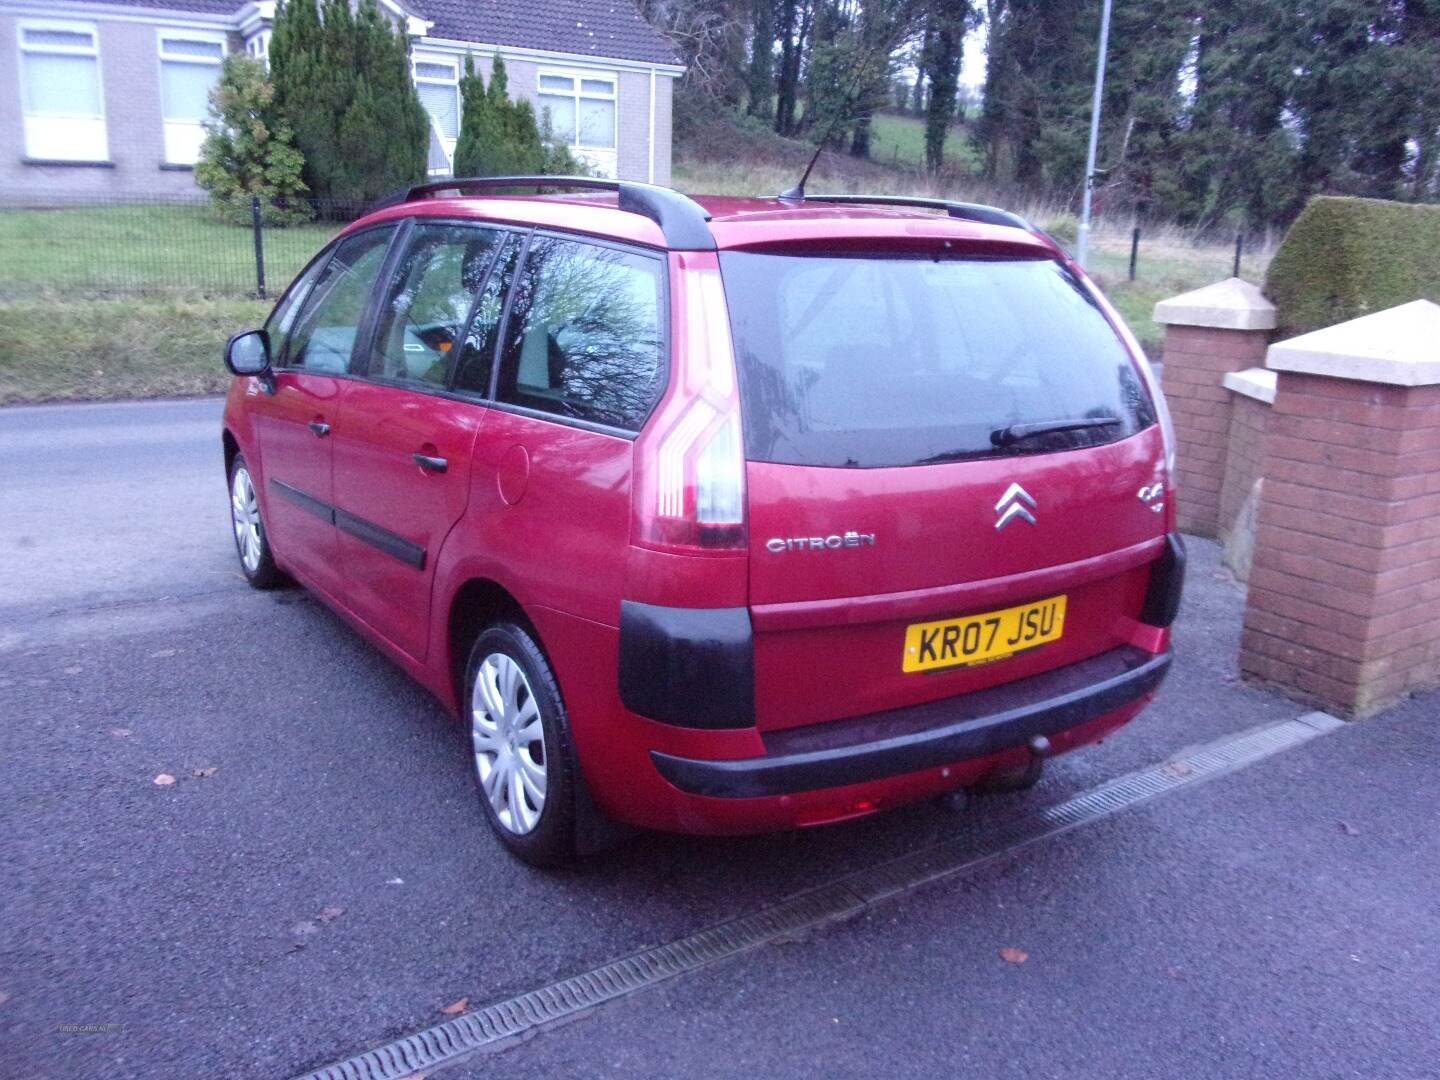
[
  {"x1": 1043, "y1": 213, "x2": 1079, "y2": 246},
  {"x1": 1264, "y1": 195, "x2": 1440, "y2": 336},
  {"x1": 195, "y1": 55, "x2": 311, "y2": 226}
]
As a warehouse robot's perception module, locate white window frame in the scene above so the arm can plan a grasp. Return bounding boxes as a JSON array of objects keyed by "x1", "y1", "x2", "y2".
[
  {"x1": 245, "y1": 30, "x2": 271, "y2": 65},
  {"x1": 156, "y1": 28, "x2": 227, "y2": 166},
  {"x1": 16, "y1": 19, "x2": 108, "y2": 162},
  {"x1": 537, "y1": 68, "x2": 617, "y2": 178},
  {"x1": 412, "y1": 51, "x2": 461, "y2": 159}
]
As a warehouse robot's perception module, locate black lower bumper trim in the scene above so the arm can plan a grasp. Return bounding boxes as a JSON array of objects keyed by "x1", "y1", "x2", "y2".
[{"x1": 650, "y1": 646, "x2": 1171, "y2": 799}]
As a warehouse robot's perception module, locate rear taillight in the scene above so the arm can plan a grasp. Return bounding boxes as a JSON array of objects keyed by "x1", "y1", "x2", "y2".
[{"x1": 633, "y1": 255, "x2": 746, "y2": 554}]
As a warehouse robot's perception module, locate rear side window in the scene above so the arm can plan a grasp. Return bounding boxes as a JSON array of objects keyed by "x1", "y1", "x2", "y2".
[
  {"x1": 720, "y1": 253, "x2": 1157, "y2": 468},
  {"x1": 451, "y1": 234, "x2": 521, "y2": 396},
  {"x1": 366, "y1": 223, "x2": 507, "y2": 388},
  {"x1": 494, "y1": 235, "x2": 664, "y2": 433}
]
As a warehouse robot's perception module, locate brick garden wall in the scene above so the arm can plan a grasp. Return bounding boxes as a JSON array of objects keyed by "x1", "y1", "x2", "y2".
[
  {"x1": 1218, "y1": 393, "x2": 1270, "y2": 546},
  {"x1": 1160, "y1": 325, "x2": 1271, "y2": 536},
  {"x1": 1239, "y1": 373, "x2": 1440, "y2": 714}
]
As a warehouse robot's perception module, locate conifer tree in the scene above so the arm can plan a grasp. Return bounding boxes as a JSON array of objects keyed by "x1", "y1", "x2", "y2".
[{"x1": 269, "y1": 0, "x2": 426, "y2": 208}]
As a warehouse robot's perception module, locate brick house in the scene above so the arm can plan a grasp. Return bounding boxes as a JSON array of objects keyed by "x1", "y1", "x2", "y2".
[{"x1": 0, "y1": 0, "x2": 681, "y2": 198}]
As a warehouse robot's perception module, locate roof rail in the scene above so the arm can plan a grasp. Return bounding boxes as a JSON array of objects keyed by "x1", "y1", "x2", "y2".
[
  {"x1": 370, "y1": 176, "x2": 716, "y2": 251},
  {"x1": 778, "y1": 193, "x2": 1033, "y2": 232}
]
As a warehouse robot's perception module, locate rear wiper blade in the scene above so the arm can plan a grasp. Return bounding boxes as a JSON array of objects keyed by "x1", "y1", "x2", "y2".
[{"x1": 990, "y1": 416, "x2": 1121, "y2": 448}]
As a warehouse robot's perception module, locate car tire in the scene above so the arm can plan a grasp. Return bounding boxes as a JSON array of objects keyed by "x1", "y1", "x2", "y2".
[
  {"x1": 228, "y1": 454, "x2": 286, "y2": 590},
  {"x1": 464, "y1": 623, "x2": 579, "y2": 867}
]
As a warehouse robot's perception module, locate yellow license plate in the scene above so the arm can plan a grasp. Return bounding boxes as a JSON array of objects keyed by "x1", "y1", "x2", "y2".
[{"x1": 903, "y1": 595, "x2": 1067, "y2": 673}]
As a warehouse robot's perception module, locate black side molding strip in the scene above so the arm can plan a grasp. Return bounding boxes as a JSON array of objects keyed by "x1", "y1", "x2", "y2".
[
  {"x1": 334, "y1": 507, "x2": 426, "y2": 570},
  {"x1": 269, "y1": 479, "x2": 426, "y2": 571},
  {"x1": 270, "y1": 478, "x2": 332, "y2": 522},
  {"x1": 651, "y1": 646, "x2": 1172, "y2": 799}
]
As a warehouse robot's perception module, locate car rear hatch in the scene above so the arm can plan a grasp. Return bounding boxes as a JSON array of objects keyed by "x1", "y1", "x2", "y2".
[{"x1": 720, "y1": 247, "x2": 1170, "y2": 734}]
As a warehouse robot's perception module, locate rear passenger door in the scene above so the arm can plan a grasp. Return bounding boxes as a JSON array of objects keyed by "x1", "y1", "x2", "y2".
[
  {"x1": 467, "y1": 233, "x2": 668, "y2": 626},
  {"x1": 330, "y1": 222, "x2": 518, "y2": 661}
]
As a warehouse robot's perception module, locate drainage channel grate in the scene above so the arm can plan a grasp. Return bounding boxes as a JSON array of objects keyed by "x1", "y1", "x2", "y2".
[{"x1": 296, "y1": 712, "x2": 1342, "y2": 1080}]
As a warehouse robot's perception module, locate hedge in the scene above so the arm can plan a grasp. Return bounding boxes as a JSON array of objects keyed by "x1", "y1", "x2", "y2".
[{"x1": 1264, "y1": 195, "x2": 1440, "y2": 336}]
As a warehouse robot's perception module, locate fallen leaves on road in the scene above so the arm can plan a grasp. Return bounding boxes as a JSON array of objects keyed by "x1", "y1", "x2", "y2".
[
  {"x1": 110, "y1": 728, "x2": 131, "y2": 738},
  {"x1": 1164, "y1": 761, "x2": 1194, "y2": 779},
  {"x1": 149, "y1": 649, "x2": 177, "y2": 659},
  {"x1": 318, "y1": 906, "x2": 345, "y2": 923},
  {"x1": 386, "y1": 877, "x2": 404, "y2": 886},
  {"x1": 192, "y1": 767, "x2": 218, "y2": 779},
  {"x1": 1339, "y1": 820, "x2": 1360, "y2": 836},
  {"x1": 0, "y1": 990, "x2": 10, "y2": 1006},
  {"x1": 153, "y1": 773, "x2": 176, "y2": 786},
  {"x1": 999, "y1": 947, "x2": 1029, "y2": 964},
  {"x1": 440, "y1": 998, "x2": 468, "y2": 1016},
  {"x1": 63, "y1": 665, "x2": 83, "y2": 675}
]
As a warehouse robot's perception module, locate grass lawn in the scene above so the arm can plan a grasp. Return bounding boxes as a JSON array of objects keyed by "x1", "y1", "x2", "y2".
[
  {"x1": 0, "y1": 190, "x2": 1269, "y2": 403},
  {"x1": 0, "y1": 202, "x2": 339, "y2": 299},
  {"x1": 0, "y1": 201, "x2": 339, "y2": 404},
  {"x1": 0, "y1": 296, "x2": 271, "y2": 405}
]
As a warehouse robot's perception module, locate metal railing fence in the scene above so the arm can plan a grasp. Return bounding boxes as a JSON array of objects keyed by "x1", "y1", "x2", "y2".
[{"x1": 0, "y1": 192, "x2": 366, "y2": 301}]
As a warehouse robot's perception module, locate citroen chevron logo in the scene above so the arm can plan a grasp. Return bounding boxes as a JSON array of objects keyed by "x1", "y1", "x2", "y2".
[{"x1": 994, "y1": 482, "x2": 1037, "y2": 530}]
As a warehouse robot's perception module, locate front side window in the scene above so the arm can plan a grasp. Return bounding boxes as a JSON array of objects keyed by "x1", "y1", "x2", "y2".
[
  {"x1": 721, "y1": 253, "x2": 1158, "y2": 468},
  {"x1": 494, "y1": 236, "x2": 664, "y2": 432},
  {"x1": 18, "y1": 22, "x2": 106, "y2": 161},
  {"x1": 282, "y1": 227, "x2": 396, "y2": 373},
  {"x1": 413, "y1": 55, "x2": 460, "y2": 142},
  {"x1": 158, "y1": 33, "x2": 225, "y2": 165},
  {"x1": 537, "y1": 72, "x2": 616, "y2": 151},
  {"x1": 367, "y1": 224, "x2": 509, "y2": 388}
]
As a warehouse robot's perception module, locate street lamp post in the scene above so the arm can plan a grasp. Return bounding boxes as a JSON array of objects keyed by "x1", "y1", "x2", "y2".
[{"x1": 1076, "y1": 0, "x2": 1113, "y2": 270}]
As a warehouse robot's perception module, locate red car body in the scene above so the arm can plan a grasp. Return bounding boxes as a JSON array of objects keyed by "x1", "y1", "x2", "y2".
[{"x1": 222, "y1": 182, "x2": 1181, "y2": 839}]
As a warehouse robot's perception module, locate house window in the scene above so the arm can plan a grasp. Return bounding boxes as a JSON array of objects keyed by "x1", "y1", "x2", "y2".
[
  {"x1": 17, "y1": 21, "x2": 107, "y2": 162},
  {"x1": 537, "y1": 72, "x2": 616, "y2": 151},
  {"x1": 245, "y1": 31, "x2": 271, "y2": 65},
  {"x1": 413, "y1": 54, "x2": 460, "y2": 142},
  {"x1": 158, "y1": 32, "x2": 225, "y2": 165}
]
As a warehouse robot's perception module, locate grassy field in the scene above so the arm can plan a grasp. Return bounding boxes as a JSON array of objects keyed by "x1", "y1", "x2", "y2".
[
  {"x1": 0, "y1": 169, "x2": 1271, "y2": 404},
  {"x1": 866, "y1": 112, "x2": 983, "y2": 175}
]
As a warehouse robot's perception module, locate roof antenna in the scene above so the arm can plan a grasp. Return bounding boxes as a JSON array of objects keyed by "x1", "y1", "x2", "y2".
[
  {"x1": 778, "y1": 50, "x2": 878, "y2": 202},
  {"x1": 780, "y1": 143, "x2": 826, "y2": 201}
]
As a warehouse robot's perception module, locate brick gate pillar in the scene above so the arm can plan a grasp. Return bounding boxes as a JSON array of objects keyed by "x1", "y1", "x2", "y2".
[
  {"x1": 1240, "y1": 300, "x2": 1440, "y2": 716},
  {"x1": 1153, "y1": 279, "x2": 1277, "y2": 537}
]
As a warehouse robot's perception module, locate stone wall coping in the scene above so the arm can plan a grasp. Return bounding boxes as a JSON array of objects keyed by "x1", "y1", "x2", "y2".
[
  {"x1": 1222, "y1": 367, "x2": 1277, "y2": 404},
  {"x1": 1266, "y1": 300, "x2": 1440, "y2": 387},
  {"x1": 1153, "y1": 277, "x2": 1278, "y2": 330}
]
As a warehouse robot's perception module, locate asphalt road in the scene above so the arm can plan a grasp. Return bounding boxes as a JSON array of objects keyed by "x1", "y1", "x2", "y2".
[{"x1": 3, "y1": 398, "x2": 1436, "y2": 1079}]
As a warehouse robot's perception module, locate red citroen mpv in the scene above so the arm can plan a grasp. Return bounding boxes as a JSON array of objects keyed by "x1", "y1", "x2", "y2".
[{"x1": 221, "y1": 177, "x2": 1183, "y2": 865}]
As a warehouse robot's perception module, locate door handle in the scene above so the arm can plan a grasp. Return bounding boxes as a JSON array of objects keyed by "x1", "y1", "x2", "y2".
[
  {"x1": 308, "y1": 420, "x2": 331, "y2": 437},
  {"x1": 413, "y1": 453, "x2": 448, "y2": 474}
]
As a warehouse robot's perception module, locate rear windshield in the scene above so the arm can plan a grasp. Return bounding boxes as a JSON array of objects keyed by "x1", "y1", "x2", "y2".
[{"x1": 720, "y1": 253, "x2": 1157, "y2": 468}]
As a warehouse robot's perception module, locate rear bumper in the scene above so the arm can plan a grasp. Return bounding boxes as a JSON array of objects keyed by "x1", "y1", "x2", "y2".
[{"x1": 650, "y1": 645, "x2": 1171, "y2": 799}]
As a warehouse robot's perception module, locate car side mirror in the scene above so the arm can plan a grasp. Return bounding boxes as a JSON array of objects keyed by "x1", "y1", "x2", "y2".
[{"x1": 224, "y1": 329, "x2": 274, "y2": 391}]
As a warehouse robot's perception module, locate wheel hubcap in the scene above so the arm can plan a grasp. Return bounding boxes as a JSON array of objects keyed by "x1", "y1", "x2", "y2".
[
  {"x1": 471, "y1": 652, "x2": 547, "y2": 835},
  {"x1": 230, "y1": 467, "x2": 262, "y2": 573}
]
